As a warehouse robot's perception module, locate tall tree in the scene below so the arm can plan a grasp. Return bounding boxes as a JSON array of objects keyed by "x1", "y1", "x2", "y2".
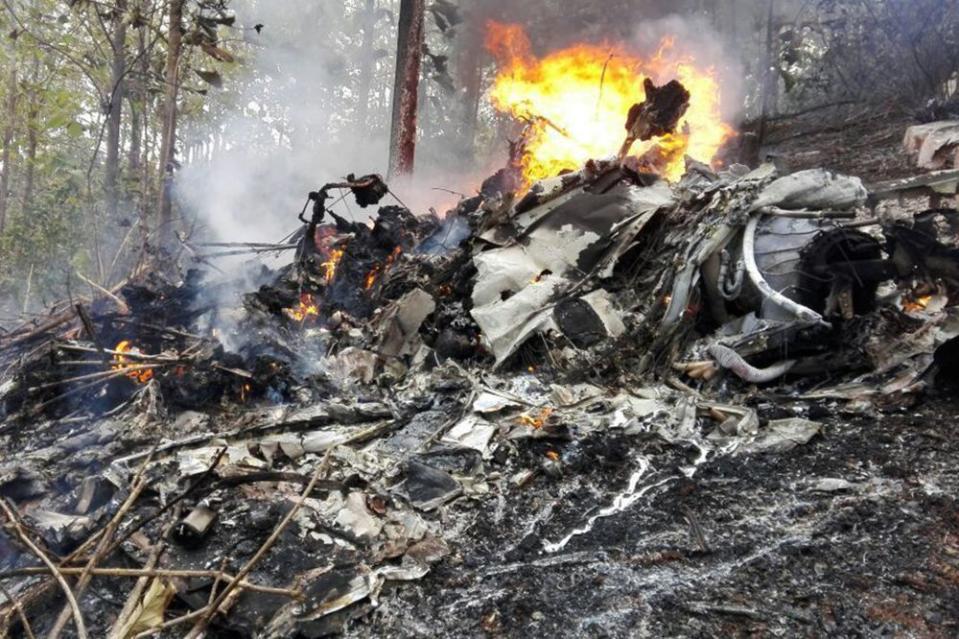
[
  {"x1": 105, "y1": 0, "x2": 129, "y2": 220},
  {"x1": 387, "y1": 0, "x2": 425, "y2": 178},
  {"x1": 20, "y1": 53, "x2": 40, "y2": 214},
  {"x1": 0, "y1": 33, "x2": 17, "y2": 234},
  {"x1": 130, "y1": 0, "x2": 153, "y2": 245},
  {"x1": 157, "y1": 0, "x2": 184, "y2": 244}
]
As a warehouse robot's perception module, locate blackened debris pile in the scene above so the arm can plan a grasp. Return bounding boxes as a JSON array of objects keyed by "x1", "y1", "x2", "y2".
[{"x1": 1, "y1": 148, "x2": 959, "y2": 637}]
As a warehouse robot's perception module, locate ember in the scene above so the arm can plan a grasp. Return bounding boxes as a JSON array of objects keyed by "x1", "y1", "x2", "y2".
[
  {"x1": 485, "y1": 22, "x2": 733, "y2": 184},
  {"x1": 112, "y1": 340, "x2": 154, "y2": 384}
]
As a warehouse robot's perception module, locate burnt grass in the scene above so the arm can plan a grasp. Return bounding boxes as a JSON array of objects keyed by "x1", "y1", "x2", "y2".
[{"x1": 351, "y1": 395, "x2": 959, "y2": 638}]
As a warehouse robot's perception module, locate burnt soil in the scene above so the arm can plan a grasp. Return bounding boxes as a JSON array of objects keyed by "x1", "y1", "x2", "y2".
[{"x1": 356, "y1": 395, "x2": 959, "y2": 638}]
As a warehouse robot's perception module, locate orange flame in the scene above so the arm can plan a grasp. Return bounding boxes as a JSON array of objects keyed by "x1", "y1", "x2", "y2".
[
  {"x1": 113, "y1": 340, "x2": 154, "y2": 383},
  {"x1": 364, "y1": 265, "x2": 381, "y2": 290},
  {"x1": 364, "y1": 246, "x2": 402, "y2": 291},
  {"x1": 485, "y1": 22, "x2": 734, "y2": 185},
  {"x1": 285, "y1": 292, "x2": 319, "y2": 323},
  {"x1": 517, "y1": 407, "x2": 554, "y2": 430},
  {"x1": 322, "y1": 249, "x2": 344, "y2": 284},
  {"x1": 903, "y1": 294, "x2": 934, "y2": 314}
]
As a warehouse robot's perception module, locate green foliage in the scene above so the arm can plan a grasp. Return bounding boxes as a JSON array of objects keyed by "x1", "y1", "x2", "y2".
[
  {"x1": 784, "y1": 0, "x2": 959, "y2": 108},
  {"x1": 0, "y1": 0, "x2": 251, "y2": 316}
]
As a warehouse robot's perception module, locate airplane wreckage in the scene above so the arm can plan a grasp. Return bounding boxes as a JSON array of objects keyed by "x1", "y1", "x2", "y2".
[{"x1": 2, "y1": 83, "x2": 959, "y2": 637}]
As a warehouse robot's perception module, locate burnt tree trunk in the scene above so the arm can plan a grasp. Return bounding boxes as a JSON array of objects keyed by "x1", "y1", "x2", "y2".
[
  {"x1": 105, "y1": 0, "x2": 129, "y2": 221},
  {"x1": 0, "y1": 44, "x2": 17, "y2": 234},
  {"x1": 387, "y1": 0, "x2": 425, "y2": 178},
  {"x1": 355, "y1": 0, "x2": 377, "y2": 133},
  {"x1": 157, "y1": 0, "x2": 184, "y2": 246}
]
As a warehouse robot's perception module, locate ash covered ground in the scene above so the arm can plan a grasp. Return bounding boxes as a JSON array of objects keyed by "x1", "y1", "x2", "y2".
[{"x1": 360, "y1": 396, "x2": 959, "y2": 638}]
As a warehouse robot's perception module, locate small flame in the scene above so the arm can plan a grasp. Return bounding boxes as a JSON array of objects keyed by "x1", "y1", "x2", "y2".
[
  {"x1": 364, "y1": 246, "x2": 402, "y2": 291},
  {"x1": 517, "y1": 407, "x2": 554, "y2": 430},
  {"x1": 364, "y1": 265, "x2": 381, "y2": 290},
  {"x1": 113, "y1": 340, "x2": 154, "y2": 383},
  {"x1": 530, "y1": 269, "x2": 552, "y2": 285},
  {"x1": 903, "y1": 294, "x2": 934, "y2": 314},
  {"x1": 322, "y1": 249, "x2": 344, "y2": 284},
  {"x1": 240, "y1": 383, "x2": 252, "y2": 402},
  {"x1": 285, "y1": 293, "x2": 320, "y2": 323},
  {"x1": 485, "y1": 22, "x2": 733, "y2": 186}
]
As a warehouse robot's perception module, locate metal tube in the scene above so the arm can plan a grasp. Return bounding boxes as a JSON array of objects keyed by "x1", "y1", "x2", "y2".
[
  {"x1": 709, "y1": 343, "x2": 796, "y2": 383},
  {"x1": 742, "y1": 213, "x2": 830, "y2": 327}
]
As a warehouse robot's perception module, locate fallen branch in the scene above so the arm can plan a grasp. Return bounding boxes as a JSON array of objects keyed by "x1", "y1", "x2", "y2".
[
  {"x1": 106, "y1": 448, "x2": 227, "y2": 557},
  {"x1": 109, "y1": 317, "x2": 210, "y2": 342},
  {"x1": 29, "y1": 365, "x2": 164, "y2": 392},
  {"x1": 0, "y1": 499, "x2": 88, "y2": 639},
  {"x1": 47, "y1": 471, "x2": 150, "y2": 639},
  {"x1": 194, "y1": 241, "x2": 296, "y2": 248},
  {"x1": 132, "y1": 606, "x2": 208, "y2": 638},
  {"x1": 0, "y1": 568, "x2": 301, "y2": 598},
  {"x1": 183, "y1": 449, "x2": 335, "y2": 638},
  {"x1": 107, "y1": 507, "x2": 179, "y2": 639},
  {"x1": 56, "y1": 343, "x2": 184, "y2": 363},
  {"x1": 75, "y1": 271, "x2": 130, "y2": 314},
  {"x1": 32, "y1": 370, "x2": 139, "y2": 413},
  {"x1": 197, "y1": 244, "x2": 298, "y2": 259},
  {"x1": 0, "y1": 581, "x2": 37, "y2": 639},
  {"x1": 0, "y1": 311, "x2": 76, "y2": 351}
]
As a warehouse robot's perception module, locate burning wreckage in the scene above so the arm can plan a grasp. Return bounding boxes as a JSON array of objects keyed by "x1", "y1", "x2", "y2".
[{"x1": 2, "y1": 81, "x2": 959, "y2": 638}]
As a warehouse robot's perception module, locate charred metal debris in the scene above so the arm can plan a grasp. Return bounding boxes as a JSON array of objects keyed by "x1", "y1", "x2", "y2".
[{"x1": 1, "y1": 148, "x2": 958, "y2": 636}]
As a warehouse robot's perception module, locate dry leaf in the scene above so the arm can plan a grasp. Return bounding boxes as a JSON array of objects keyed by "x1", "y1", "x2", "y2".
[{"x1": 115, "y1": 578, "x2": 176, "y2": 639}]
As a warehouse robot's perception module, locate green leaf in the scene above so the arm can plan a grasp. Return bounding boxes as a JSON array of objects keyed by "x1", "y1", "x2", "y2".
[
  {"x1": 66, "y1": 122, "x2": 84, "y2": 137},
  {"x1": 47, "y1": 113, "x2": 70, "y2": 130}
]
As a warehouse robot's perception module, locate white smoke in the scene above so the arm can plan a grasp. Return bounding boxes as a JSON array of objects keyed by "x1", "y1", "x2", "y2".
[
  {"x1": 177, "y1": 0, "x2": 391, "y2": 252},
  {"x1": 176, "y1": 0, "x2": 489, "y2": 255},
  {"x1": 177, "y1": 4, "x2": 746, "y2": 256},
  {"x1": 631, "y1": 15, "x2": 746, "y2": 123}
]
